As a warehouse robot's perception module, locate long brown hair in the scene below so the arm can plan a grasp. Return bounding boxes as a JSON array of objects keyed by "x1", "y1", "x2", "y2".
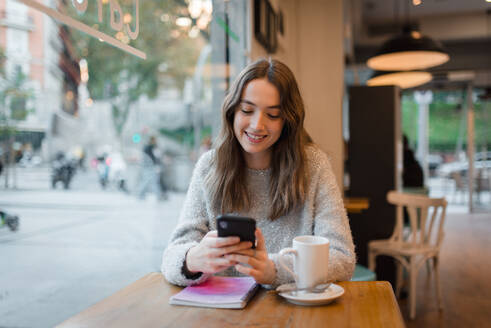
[{"x1": 205, "y1": 58, "x2": 311, "y2": 220}]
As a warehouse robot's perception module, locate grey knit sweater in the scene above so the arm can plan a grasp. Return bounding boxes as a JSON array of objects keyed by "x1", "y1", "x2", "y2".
[{"x1": 161, "y1": 145, "x2": 356, "y2": 287}]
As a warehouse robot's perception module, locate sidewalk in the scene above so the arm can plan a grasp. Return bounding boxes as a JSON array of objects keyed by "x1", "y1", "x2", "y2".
[{"x1": 0, "y1": 167, "x2": 185, "y2": 328}]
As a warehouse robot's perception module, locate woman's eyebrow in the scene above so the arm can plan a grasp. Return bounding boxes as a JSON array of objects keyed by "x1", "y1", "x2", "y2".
[{"x1": 241, "y1": 99, "x2": 281, "y2": 109}]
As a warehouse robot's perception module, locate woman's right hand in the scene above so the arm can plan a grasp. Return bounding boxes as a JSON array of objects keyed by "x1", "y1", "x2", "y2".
[{"x1": 185, "y1": 230, "x2": 253, "y2": 274}]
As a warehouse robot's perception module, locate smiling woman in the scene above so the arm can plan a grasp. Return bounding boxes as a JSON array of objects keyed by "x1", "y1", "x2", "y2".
[
  {"x1": 161, "y1": 58, "x2": 356, "y2": 288},
  {"x1": 207, "y1": 59, "x2": 312, "y2": 221},
  {"x1": 233, "y1": 79, "x2": 284, "y2": 170}
]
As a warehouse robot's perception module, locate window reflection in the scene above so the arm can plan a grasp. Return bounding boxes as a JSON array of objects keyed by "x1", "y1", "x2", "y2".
[{"x1": 0, "y1": 1, "x2": 250, "y2": 326}]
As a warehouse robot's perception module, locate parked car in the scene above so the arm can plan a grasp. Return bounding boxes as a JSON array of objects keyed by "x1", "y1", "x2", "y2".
[
  {"x1": 428, "y1": 154, "x2": 443, "y2": 176},
  {"x1": 438, "y1": 152, "x2": 491, "y2": 177}
]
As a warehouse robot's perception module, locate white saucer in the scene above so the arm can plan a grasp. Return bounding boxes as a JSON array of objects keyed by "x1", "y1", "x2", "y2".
[{"x1": 277, "y1": 283, "x2": 345, "y2": 306}]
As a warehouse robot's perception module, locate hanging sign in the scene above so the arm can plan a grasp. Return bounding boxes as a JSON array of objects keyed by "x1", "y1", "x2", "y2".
[{"x1": 18, "y1": 0, "x2": 146, "y2": 59}]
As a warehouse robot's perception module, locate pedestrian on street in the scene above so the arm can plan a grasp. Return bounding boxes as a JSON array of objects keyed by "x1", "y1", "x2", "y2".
[{"x1": 137, "y1": 136, "x2": 165, "y2": 200}]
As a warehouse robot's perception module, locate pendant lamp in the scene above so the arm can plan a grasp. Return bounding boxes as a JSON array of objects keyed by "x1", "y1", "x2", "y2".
[
  {"x1": 367, "y1": 25, "x2": 449, "y2": 71},
  {"x1": 366, "y1": 70, "x2": 432, "y2": 89}
]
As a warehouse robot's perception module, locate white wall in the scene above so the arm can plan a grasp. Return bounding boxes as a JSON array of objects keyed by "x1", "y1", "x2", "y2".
[{"x1": 250, "y1": 0, "x2": 345, "y2": 188}]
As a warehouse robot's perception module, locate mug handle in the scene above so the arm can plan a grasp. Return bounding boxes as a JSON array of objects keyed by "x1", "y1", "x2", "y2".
[{"x1": 279, "y1": 248, "x2": 298, "y2": 282}]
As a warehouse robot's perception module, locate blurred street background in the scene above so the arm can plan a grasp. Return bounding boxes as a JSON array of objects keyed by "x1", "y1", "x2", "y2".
[{"x1": 0, "y1": 165, "x2": 184, "y2": 327}]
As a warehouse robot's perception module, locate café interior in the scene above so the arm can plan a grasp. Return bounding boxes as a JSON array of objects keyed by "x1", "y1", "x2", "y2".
[
  {"x1": 3, "y1": 0, "x2": 489, "y2": 327},
  {"x1": 288, "y1": 1, "x2": 490, "y2": 327},
  {"x1": 246, "y1": 2, "x2": 490, "y2": 326},
  {"x1": 286, "y1": 2, "x2": 490, "y2": 327}
]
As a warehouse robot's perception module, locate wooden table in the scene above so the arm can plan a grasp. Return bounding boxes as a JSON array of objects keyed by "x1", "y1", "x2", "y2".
[
  {"x1": 57, "y1": 273, "x2": 405, "y2": 328},
  {"x1": 344, "y1": 197, "x2": 370, "y2": 213}
]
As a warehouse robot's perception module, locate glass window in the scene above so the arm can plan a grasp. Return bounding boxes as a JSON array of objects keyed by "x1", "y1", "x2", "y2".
[{"x1": 0, "y1": 1, "x2": 249, "y2": 326}]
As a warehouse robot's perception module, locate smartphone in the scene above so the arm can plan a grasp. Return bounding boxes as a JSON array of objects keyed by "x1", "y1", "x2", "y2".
[{"x1": 216, "y1": 215, "x2": 256, "y2": 248}]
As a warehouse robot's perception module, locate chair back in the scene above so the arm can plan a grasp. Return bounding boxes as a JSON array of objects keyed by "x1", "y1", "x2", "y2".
[
  {"x1": 386, "y1": 191, "x2": 447, "y2": 249},
  {"x1": 450, "y1": 171, "x2": 465, "y2": 191}
]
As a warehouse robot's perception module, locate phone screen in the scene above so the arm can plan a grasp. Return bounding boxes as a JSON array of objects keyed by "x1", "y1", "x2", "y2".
[{"x1": 217, "y1": 215, "x2": 256, "y2": 248}]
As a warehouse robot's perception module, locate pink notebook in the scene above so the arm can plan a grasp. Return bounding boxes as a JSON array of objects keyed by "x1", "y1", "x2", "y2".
[{"x1": 169, "y1": 276, "x2": 259, "y2": 309}]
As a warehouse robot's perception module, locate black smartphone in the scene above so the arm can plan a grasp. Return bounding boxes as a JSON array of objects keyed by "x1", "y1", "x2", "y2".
[{"x1": 216, "y1": 215, "x2": 256, "y2": 248}]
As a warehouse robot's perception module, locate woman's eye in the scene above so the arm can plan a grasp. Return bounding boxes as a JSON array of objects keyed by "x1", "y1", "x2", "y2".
[
  {"x1": 240, "y1": 108, "x2": 253, "y2": 114},
  {"x1": 268, "y1": 114, "x2": 280, "y2": 119}
]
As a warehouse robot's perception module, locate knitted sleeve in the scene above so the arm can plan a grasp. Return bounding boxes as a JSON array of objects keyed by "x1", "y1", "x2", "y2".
[
  {"x1": 266, "y1": 147, "x2": 356, "y2": 287},
  {"x1": 160, "y1": 151, "x2": 214, "y2": 286},
  {"x1": 311, "y1": 149, "x2": 356, "y2": 281}
]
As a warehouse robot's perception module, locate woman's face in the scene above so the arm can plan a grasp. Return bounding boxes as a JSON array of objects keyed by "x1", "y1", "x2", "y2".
[{"x1": 233, "y1": 78, "x2": 284, "y2": 169}]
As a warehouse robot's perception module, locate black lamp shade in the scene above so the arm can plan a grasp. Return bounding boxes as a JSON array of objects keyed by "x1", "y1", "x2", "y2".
[{"x1": 367, "y1": 27, "x2": 449, "y2": 71}]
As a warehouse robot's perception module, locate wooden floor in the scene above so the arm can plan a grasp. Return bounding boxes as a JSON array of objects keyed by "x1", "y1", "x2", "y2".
[{"x1": 396, "y1": 211, "x2": 491, "y2": 327}]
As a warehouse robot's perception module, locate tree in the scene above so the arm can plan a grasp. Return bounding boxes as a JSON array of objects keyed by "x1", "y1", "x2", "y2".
[
  {"x1": 68, "y1": 1, "x2": 205, "y2": 136},
  {"x1": 0, "y1": 49, "x2": 34, "y2": 187}
]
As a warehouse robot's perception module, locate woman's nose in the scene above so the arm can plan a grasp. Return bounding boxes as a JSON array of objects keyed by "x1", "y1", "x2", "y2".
[{"x1": 250, "y1": 112, "x2": 266, "y2": 130}]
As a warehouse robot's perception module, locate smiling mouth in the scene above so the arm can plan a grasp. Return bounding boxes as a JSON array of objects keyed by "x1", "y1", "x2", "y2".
[{"x1": 245, "y1": 131, "x2": 267, "y2": 142}]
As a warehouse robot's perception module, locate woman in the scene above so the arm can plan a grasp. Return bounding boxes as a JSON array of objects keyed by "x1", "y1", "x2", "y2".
[{"x1": 162, "y1": 58, "x2": 355, "y2": 287}]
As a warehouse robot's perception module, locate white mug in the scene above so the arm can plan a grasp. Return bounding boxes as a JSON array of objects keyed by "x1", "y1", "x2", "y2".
[{"x1": 279, "y1": 235, "x2": 330, "y2": 289}]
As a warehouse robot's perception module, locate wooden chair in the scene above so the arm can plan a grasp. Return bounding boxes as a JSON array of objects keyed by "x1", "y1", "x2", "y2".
[{"x1": 368, "y1": 191, "x2": 447, "y2": 319}]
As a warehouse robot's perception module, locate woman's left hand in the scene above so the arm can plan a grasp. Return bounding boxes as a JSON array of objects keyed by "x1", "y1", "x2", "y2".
[{"x1": 224, "y1": 228, "x2": 276, "y2": 285}]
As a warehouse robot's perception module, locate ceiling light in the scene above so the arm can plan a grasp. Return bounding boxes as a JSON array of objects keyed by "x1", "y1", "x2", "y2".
[
  {"x1": 176, "y1": 17, "x2": 192, "y2": 27},
  {"x1": 366, "y1": 71, "x2": 432, "y2": 89},
  {"x1": 188, "y1": 0, "x2": 202, "y2": 19},
  {"x1": 367, "y1": 25, "x2": 449, "y2": 71}
]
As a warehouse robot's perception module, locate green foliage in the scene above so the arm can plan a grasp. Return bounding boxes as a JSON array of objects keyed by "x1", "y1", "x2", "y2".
[
  {"x1": 0, "y1": 64, "x2": 35, "y2": 126},
  {"x1": 428, "y1": 101, "x2": 462, "y2": 151},
  {"x1": 0, "y1": 49, "x2": 5, "y2": 76},
  {"x1": 68, "y1": 1, "x2": 205, "y2": 134},
  {"x1": 0, "y1": 48, "x2": 34, "y2": 149},
  {"x1": 402, "y1": 91, "x2": 490, "y2": 152},
  {"x1": 159, "y1": 126, "x2": 211, "y2": 147},
  {"x1": 401, "y1": 96, "x2": 419, "y2": 148}
]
